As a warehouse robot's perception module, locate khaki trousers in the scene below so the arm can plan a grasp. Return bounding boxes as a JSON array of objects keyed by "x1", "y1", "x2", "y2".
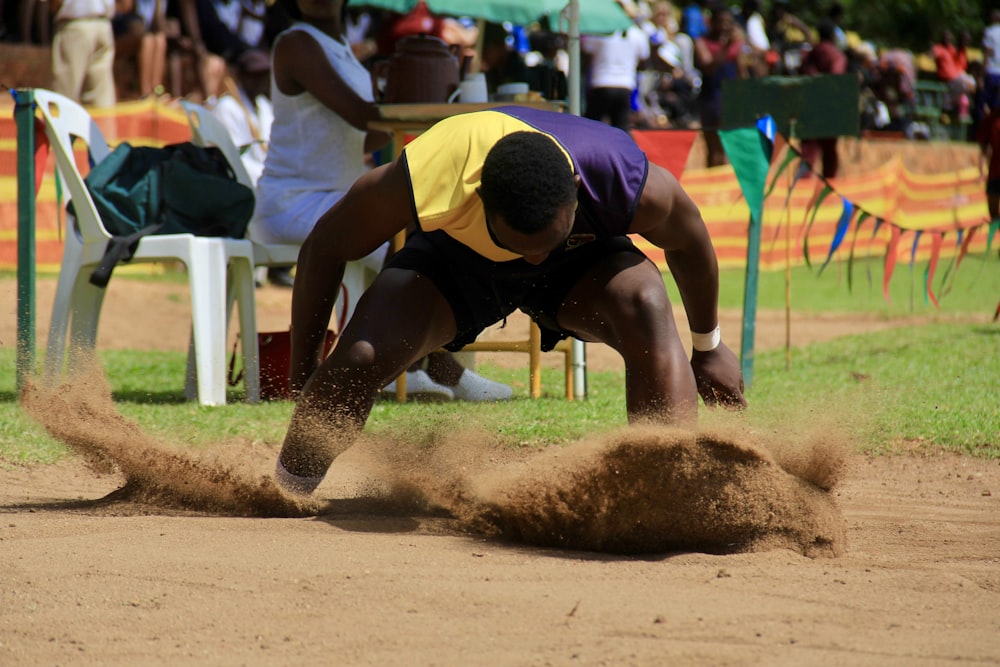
[{"x1": 51, "y1": 18, "x2": 116, "y2": 108}]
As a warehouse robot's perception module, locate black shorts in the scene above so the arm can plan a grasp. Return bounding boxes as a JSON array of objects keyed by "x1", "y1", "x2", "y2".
[{"x1": 385, "y1": 230, "x2": 644, "y2": 352}]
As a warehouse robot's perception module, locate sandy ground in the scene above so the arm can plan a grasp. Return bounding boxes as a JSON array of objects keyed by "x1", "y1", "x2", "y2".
[{"x1": 2, "y1": 277, "x2": 999, "y2": 666}]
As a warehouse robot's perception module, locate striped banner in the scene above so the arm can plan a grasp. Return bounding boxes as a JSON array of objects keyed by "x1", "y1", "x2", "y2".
[{"x1": 1, "y1": 101, "x2": 993, "y2": 279}]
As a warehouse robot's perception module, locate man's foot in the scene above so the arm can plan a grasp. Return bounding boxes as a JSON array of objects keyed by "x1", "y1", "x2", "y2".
[
  {"x1": 274, "y1": 459, "x2": 324, "y2": 497},
  {"x1": 451, "y1": 369, "x2": 513, "y2": 402},
  {"x1": 267, "y1": 267, "x2": 295, "y2": 288},
  {"x1": 383, "y1": 370, "x2": 454, "y2": 400}
]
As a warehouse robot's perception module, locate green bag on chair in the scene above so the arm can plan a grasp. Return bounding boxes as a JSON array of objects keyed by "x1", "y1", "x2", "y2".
[{"x1": 82, "y1": 141, "x2": 255, "y2": 287}]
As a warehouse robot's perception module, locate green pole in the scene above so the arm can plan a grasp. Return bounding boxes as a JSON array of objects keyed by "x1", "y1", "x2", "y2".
[
  {"x1": 14, "y1": 88, "x2": 36, "y2": 394},
  {"x1": 740, "y1": 210, "x2": 761, "y2": 388}
]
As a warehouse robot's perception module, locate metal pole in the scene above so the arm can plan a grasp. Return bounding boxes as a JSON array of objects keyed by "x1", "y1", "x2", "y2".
[
  {"x1": 566, "y1": 0, "x2": 587, "y2": 399},
  {"x1": 14, "y1": 88, "x2": 36, "y2": 394}
]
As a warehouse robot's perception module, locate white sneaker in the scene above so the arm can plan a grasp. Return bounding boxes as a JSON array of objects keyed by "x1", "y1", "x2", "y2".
[
  {"x1": 383, "y1": 370, "x2": 454, "y2": 400},
  {"x1": 451, "y1": 369, "x2": 514, "y2": 402}
]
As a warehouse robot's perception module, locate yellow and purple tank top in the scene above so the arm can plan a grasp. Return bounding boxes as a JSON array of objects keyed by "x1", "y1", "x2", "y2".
[{"x1": 401, "y1": 106, "x2": 648, "y2": 263}]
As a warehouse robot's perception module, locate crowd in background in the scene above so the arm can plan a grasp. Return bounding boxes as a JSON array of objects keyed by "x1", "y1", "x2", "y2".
[{"x1": 8, "y1": 0, "x2": 1000, "y2": 158}]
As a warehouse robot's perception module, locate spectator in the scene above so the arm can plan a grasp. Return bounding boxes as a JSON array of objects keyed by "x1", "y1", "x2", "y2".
[
  {"x1": 766, "y1": 0, "x2": 811, "y2": 75},
  {"x1": 740, "y1": 0, "x2": 771, "y2": 77},
  {"x1": 213, "y1": 47, "x2": 272, "y2": 185},
  {"x1": 828, "y1": 1, "x2": 848, "y2": 52},
  {"x1": 582, "y1": 23, "x2": 650, "y2": 132},
  {"x1": 679, "y1": 0, "x2": 707, "y2": 40},
  {"x1": 931, "y1": 29, "x2": 975, "y2": 116},
  {"x1": 112, "y1": 0, "x2": 168, "y2": 99},
  {"x1": 524, "y1": 28, "x2": 569, "y2": 102},
  {"x1": 983, "y1": 9, "x2": 1000, "y2": 116},
  {"x1": 50, "y1": 0, "x2": 117, "y2": 108},
  {"x1": 977, "y1": 89, "x2": 1000, "y2": 224},
  {"x1": 694, "y1": 3, "x2": 747, "y2": 167},
  {"x1": 799, "y1": 19, "x2": 847, "y2": 179},
  {"x1": 480, "y1": 21, "x2": 531, "y2": 94},
  {"x1": 175, "y1": 0, "x2": 269, "y2": 101},
  {"x1": 639, "y1": 1, "x2": 699, "y2": 127}
]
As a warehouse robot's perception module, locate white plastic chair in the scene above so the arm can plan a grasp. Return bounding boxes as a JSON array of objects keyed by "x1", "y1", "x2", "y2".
[
  {"x1": 179, "y1": 100, "x2": 372, "y2": 327},
  {"x1": 34, "y1": 88, "x2": 260, "y2": 405}
]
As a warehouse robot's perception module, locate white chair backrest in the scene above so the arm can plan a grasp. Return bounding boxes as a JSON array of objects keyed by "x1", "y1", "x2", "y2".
[
  {"x1": 179, "y1": 100, "x2": 255, "y2": 190},
  {"x1": 33, "y1": 89, "x2": 113, "y2": 242}
]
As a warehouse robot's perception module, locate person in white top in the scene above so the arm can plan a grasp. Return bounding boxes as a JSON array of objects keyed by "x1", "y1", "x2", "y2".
[
  {"x1": 582, "y1": 24, "x2": 650, "y2": 131},
  {"x1": 256, "y1": 0, "x2": 512, "y2": 402},
  {"x1": 212, "y1": 48, "x2": 273, "y2": 186},
  {"x1": 51, "y1": 0, "x2": 117, "y2": 107}
]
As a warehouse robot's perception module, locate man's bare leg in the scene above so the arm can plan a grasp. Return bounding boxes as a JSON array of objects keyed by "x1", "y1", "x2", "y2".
[{"x1": 276, "y1": 268, "x2": 458, "y2": 494}]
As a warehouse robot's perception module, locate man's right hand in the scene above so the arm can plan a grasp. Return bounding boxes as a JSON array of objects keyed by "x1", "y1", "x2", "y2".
[{"x1": 691, "y1": 342, "x2": 747, "y2": 409}]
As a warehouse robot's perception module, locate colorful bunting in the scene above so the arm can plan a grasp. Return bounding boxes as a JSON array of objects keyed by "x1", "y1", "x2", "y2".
[{"x1": 720, "y1": 122, "x2": 998, "y2": 307}]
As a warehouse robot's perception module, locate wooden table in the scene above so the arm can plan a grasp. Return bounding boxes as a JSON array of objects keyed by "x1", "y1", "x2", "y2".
[{"x1": 369, "y1": 101, "x2": 574, "y2": 402}]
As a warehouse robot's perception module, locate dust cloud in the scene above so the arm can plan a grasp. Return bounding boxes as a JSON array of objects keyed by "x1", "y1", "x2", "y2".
[
  {"x1": 22, "y1": 368, "x2": 847, "y2": 557},
  {"x1": 20, "y1": 367, "x2": 314, "y2": 518}
]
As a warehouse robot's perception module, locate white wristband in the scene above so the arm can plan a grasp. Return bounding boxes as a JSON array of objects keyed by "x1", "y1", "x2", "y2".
[{"x1": 691, "y1": 326, "x2": 721, "y2": 352}]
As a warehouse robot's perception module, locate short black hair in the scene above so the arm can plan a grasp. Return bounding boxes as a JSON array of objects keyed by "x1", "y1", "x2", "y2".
[{"x1": 479, "y1": 132, "x2": 576, "y2": 234}]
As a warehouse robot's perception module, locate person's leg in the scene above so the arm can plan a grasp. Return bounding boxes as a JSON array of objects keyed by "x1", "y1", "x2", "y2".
[
  {"x1": 138, "y1": 31, "x2": 168, "y2": 96},
  {"x1": 424, "y1": 350, "x2": 464, "y2": 386},
  {"x1": 820, "y1": 137, "x2": 839, "y2": 179},
  {"x1": 277, "y1": 267, "x2": 458, "y2": 490},
  {"x1": 51, "y1": 22, "x2": 88, "y2": 101},
  {"x1": 83, "y1": 19, "x2": 117, "y2": 108},
  {"x1": 554, "y1": 251, "x2": 698, "y2": 424},
  {"x1": 150, "y1": 31, "x2": 168, "y2": 94}
]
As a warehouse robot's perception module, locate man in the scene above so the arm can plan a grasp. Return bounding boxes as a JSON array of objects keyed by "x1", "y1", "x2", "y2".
[
  {"x1": 799, "y1": 19, "x2": 847, "y2": 178},
  {"x1": 50, "y1": 0, "x2": 117, "y2": 107},
  {"x1": 275, "y1": 106, "x2": 746, "y2": 496}
]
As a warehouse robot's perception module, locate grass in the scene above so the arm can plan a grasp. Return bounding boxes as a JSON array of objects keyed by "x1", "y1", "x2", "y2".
[{"x1": 2, "y1": 256, "x2": 997, "y2": 464}]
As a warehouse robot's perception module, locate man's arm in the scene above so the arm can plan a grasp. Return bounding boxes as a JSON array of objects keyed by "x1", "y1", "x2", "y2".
[
  {"x1": 629, "y1": 163, "x2": 746, "y2": 408},
  {"x1": 288, "y1": 158, "x2": 415, "y2": 392}
]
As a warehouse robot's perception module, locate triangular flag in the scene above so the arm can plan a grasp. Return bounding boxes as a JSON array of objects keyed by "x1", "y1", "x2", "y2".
[
  {"x1": 819, "y1": 197, "x2": 855, "y2": 275},
  {"x1": 631, "y1": 129, "x2": 698, "y2": 180},
  {"x1": 756, "y1": 115, "x2": 777, "y2": 162},
  {"x1": 764, "y1": 147, "x2": 798, "y2": 199},
  {"x1": 924, "y1": 232, "x2": 944, "y2": 308},
  {"x1": 719, "y1": 125, "x2": 772, "y2": 228},
  {"x1": 846, "y1": 210, "x2": 871, "y2": 292},
  {"x1": 802, "y1": 182, "x2": 834, "y2": 268},
  {"x1": 883, "y1": 225, "x2": 902, "y2": 302}
]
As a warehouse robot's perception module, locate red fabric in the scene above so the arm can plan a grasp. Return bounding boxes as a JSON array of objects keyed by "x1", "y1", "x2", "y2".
[
  {"x1": 630, "y1": 129, "x2": 698, "y2": 179},
  {"x1": 389, "y1": 0, "x2": 445, "y2": 44},
  {"x1": 932, "y1": 43, "x2": 966, "y2": 81},
  {"x1": 34, "y1": 117, "x2": 49, "y2": 194}
]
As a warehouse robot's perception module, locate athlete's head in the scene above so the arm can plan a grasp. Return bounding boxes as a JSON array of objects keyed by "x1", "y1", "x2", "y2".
[
  {"x1": 478, "y1": 132, "x2": 579, "y2": 263},
  {"x1": 480, "y1": 132, "x2": 577, "y2": 233}
]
